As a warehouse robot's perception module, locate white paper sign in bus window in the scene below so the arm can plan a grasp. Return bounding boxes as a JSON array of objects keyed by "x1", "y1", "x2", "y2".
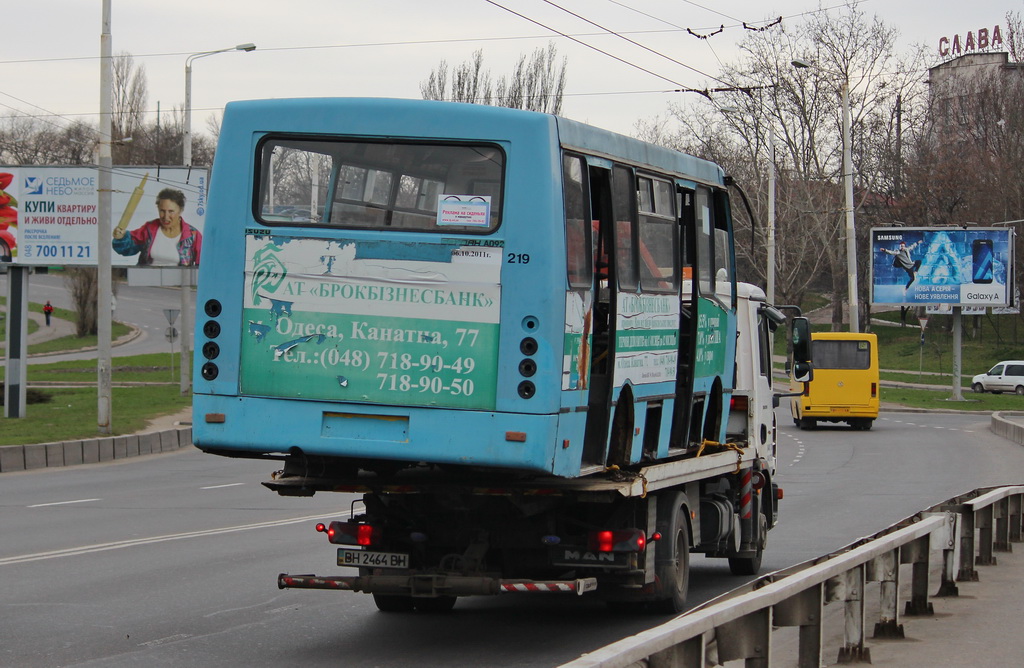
[{"x1": 437, "y1": 195, "x2": 491, "y2": 227}]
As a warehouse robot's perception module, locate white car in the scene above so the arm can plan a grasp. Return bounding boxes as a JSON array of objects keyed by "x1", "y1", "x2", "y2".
[{"x1": 972, "y1": 361, "x2": 1024, "y2": 395}]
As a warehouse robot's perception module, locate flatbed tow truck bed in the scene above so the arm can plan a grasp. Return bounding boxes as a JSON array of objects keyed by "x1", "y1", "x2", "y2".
[{"x1": 262, "y1": 443, "x2": 754, "y2": 498}]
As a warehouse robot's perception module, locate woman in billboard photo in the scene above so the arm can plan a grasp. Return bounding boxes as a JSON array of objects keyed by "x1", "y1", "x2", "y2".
[{"x1": 112, "y1": 188, "x2": 202, "y2": 266}]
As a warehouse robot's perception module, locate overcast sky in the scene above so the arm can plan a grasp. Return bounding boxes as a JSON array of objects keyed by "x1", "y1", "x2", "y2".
[{"x1": 1, "y1": 0, "x2": 1019, "y2": 140}]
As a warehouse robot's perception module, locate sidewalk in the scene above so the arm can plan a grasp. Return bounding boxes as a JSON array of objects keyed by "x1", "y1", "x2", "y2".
[{"x1": 851, "y1": 545, "x2": 1024, "y2": 667}]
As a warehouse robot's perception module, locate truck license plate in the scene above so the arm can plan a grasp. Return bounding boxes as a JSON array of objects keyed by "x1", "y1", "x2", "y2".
[{"x1": 337, "y1": 548, "x2": 409, "y2": 569}]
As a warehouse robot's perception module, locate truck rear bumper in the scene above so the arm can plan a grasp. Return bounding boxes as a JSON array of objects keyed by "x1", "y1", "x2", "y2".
[{"x1": 277, "y1": 573, "x2": 598, "y2": 596}]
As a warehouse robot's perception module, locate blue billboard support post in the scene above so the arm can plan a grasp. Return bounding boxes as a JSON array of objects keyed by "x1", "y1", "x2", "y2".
[{"x1": 3, "y1": 265, "x2": 28, "y2": 418}]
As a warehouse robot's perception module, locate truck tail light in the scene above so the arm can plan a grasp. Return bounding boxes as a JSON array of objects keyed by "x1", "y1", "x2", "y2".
[
  {"x1": 317, "y1": 521, "x2": 382, "y2": 546},
  {"x1": 730, "y1": 395, "x2": 749, "y2": 412},
  {"x1": 588, "y1": 529, "x2": 646, "y2": 553}
]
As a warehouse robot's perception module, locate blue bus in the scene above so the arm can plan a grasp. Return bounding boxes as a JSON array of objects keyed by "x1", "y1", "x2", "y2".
[{"x1": 193, "y1": 98, "x2": 738, "y2": 478}]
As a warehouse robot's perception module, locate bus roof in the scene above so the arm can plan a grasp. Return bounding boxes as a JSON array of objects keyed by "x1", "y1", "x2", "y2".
[
  {"x1": 221, "y1": 97, "x2": 726, "y2": 187},
  {"x1": 811, "y1": 332, "x2": 878, "y2": 341}
]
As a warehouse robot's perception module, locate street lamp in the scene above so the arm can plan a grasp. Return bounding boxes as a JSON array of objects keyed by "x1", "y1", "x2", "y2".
[
  {"x1": 184, "y1": 43, "x2": 256, "y2": 166},
  {"x1": 184, "y1": 42, "x2": 256, "y2": 165},
  {"x1": 180, "y1": 43, "x2": 256, "y2": 394},
  {"x1": 792, "y1": 58, "x2": 859, "y2": 332}
]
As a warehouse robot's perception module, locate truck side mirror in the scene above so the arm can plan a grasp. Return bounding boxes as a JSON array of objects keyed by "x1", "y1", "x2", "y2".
[{"x1": 791, "y1": 317, "x2": 812, "y2": 363}]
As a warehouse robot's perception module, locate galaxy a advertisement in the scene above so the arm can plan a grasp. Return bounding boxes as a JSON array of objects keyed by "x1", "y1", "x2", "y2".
[{"x1": 871, "y1": 227, "x2": 1014, "y2": 307}]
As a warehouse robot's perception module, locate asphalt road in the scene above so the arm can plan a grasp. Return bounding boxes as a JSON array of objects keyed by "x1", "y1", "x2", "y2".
[
  {"x1": 2, "y1": 409, "x2": 1020, "y2": 667},
  {"x1": 1, "y1": 271, "x2": 186, "y2": 363}
]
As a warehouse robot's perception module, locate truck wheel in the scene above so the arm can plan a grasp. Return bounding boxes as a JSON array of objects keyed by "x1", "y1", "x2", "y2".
[
  {"x1": 413, "y1": 596, "x2": 457, "y2": 613},
  {"x1": 728, "y1": 510, "x2": 767, "y2": 576},
  {"x1": 372, "y1": 593, "x2": 415, "y2": 612},
  {"x1": 652, "y1": 493, "x2": 690, "y2": 614}
]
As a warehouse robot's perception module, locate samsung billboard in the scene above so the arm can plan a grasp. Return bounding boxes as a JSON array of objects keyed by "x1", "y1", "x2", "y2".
[{"x1": 871, "y1": 227, "x2": 1014, "y2": 307}]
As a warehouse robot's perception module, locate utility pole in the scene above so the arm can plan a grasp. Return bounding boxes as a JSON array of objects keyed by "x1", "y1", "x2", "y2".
[{"x1": 97, "y1": 0, "x2": 113, "y2": 433}]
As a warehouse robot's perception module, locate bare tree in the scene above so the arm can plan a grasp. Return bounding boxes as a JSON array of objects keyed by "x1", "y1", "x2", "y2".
[
  {"x1": 421, "y1": 43, "x2": 567, "y2": 113},
  {"x1": 421, "y1": 50, "x2": 494, "y2": 105},
  {"x1": 643, "y1": 2, "x2": 930, "y2": 329},
  {"x1": 64, "y1": 268, "x2": 98, "y2": 337},
  {"x1": 495, "y1": 43, "x2": 568, "y2": 115},
  {"x1": 111, "y1": 52, "x2": 148, "y2": 164}
]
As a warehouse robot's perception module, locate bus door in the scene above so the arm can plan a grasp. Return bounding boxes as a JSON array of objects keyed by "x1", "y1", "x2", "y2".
[
  {"x1": 672, "y1": 185, "x2": 697, "y2": 449},
  {"x1": 671, "y1": 184, "x2": 735, "y2": 448},
  {"x1": 579, "y1": 163, "x2": 617, "y2": 468}
]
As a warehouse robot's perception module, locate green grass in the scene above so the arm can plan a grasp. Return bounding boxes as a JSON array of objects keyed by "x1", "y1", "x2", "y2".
[
  {"x1": 0, "y1": 385, "x2": 190, "y2": 446},
  {"x1": 23, "y1": 352, "x2": 184, "y2": 384},
  {"x1": 880, "y1": 386, "x2": 1024, "y2": 412}
]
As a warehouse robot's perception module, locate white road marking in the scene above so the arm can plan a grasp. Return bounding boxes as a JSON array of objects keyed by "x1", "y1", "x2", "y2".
[
  {"x1": 27, "y1": 498, "x2": 101, "y2": 508},
  {"x1": 200, "y1": 482, "x2": 245, "y2": 490},
  {"x1": 0, "y1": 510, "x2": 351, "y2": 567}
]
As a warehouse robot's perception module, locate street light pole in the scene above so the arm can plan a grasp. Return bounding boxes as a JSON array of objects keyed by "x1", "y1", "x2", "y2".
[
  {"x1": 792, "y1": 59, "x2": 859, "y2": 332},
  {"x1": 184, "y1": 43, "x2": 256, "y2": 167},
  {"x1": 180, "y1": 43, "x2": 256, "y2": 394},
  {"x1": 767, "y1": 127, "x2": 777, "y2": 304},
  {"x1": 840, "y1": 78, "x2": 858, "y2": 332},
  {"x1": 97, "y1": 0, "x2": 113, "y2": 433}
]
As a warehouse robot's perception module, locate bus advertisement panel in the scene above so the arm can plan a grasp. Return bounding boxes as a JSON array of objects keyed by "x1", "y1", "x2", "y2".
[
  {"x1": 0, "y1": 166, "x2": 206, "y2": 267},
  {"x1": 870, "y1": 227, "x2": 1013, "y2": 306},
  {"x1": 239, "y1": 233, "x2": 501, "y2": 410}
]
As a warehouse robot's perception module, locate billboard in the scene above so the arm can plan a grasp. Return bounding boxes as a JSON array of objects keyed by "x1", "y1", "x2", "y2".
[
  {"x1": 871, "y1": 227, "x2": 1014, "y2": 307},
  {"x1": 0, "y1": 166, "x2": 207, "y2": 268}
]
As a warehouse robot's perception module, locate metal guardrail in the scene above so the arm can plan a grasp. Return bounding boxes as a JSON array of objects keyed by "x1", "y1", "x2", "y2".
[{"x1": 561, "y1": 485, "x2": 1024, "y2": 668}]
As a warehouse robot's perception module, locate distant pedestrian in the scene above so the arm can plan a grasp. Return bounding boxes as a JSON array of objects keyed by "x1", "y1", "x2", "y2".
[{"x1": 43, "y1": 300, "x2": 53, "y2": 326}]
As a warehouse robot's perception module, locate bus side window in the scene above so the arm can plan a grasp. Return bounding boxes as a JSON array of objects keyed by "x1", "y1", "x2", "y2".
[
  {"x1": 713, "y1": 190, "x2": 736, "y2": 305},
  {"x1": 637, "y1": 175, "x2": 678, "y2": 293},
  {"x1": 563, "y1": 155, "x2": 592, "y2": 288},
  {"x1": 612, "y1": 165, "x2": 638, "y2": 291},
  {"x1": 693, "y1": 187, "x2": 713, "y2": 297}
]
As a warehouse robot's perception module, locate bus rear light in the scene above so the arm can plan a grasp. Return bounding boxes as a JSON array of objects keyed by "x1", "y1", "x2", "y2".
[
  {"x1": 201, "y1": 362, "x2": 219, "y2": 380},
  {"x1": 204, "y1": 299, "x2": 222, "y2": 317},
  {"x1": 518, "y1": 381, "x2": 536, "y2": 399},
  {"x1": 871, "y1": 382, "x2": 877, "y2": 398},
  {"x1": 588, "y1": 529, "x2": 646, "y2": 553},
  {"x1": 730, "y1": 395, "x2": 749, "y2": 412},
  {"x1": 320, "y1": 521, "x2": 382, "y2": 546},
  {"x1": 520, "y1": 337, "x2": 538, "y2": 356},
  {"x1": 518, "y1": 358, "x2": 537, "y2": 377},
  {"x1": 205, "y1": 413, "x2": 226, "y2": 424}
]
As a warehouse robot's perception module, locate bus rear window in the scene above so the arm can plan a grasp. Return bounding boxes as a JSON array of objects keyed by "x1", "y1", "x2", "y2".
[
  {"x1": 256, "y1": 138, "x2": 504, "y2": 232},
  {"x1": 812, "y1": 340, "x2": 871, "y2": 370}
]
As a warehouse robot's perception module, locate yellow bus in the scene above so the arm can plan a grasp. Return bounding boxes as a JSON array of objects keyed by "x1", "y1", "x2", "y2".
[{"x1": 791, "y1": 332, "x2": 879, "y2": 430}]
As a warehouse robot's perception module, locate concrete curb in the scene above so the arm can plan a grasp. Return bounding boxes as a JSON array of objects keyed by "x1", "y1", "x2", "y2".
[
  {"x1": 0, "y1": 426, "x2": 192, "y2": 473},
  {"x1": 991, "y1": 411, "x2": 1024, "y2": 446}
]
